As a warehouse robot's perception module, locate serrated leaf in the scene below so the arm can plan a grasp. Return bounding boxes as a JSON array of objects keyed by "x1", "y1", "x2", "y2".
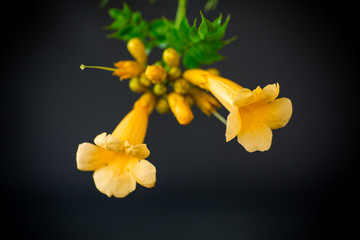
[
  {"x1": 189, "y1": 24, "x2": 201, "y2": 43},
  {"x1": 179, "y1": 17, "x2": 191, "y2": 34},
  {"x1": 198, "y1": 19, "x2": 208, "y2": 39}
]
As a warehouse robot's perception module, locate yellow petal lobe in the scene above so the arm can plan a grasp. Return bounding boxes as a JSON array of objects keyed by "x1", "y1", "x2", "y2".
[
  {"x1": 76, "y1": 143, "x2": 107, "y2": 171},
  {"x1": 225, "y1": 108, "x2": 242, "y2": 142},
  {"x1": 237, "y1": 122, "x2": 273, "y2": 152},
  {"x1": 93, "y1": 157, "x2": 137, "y2": 198},
  {"x1": 124, "y1": 141, "x2": 150, "y2": 159},
  {"x1": 257, "y1": 97, "x2": 293, "y2": 130},
  {"x1": 94, "y1": 132, "x2": 123, "y2": 152},
  {"x1": 131, "y1": 159, "x2": 156, "y2": 188}
]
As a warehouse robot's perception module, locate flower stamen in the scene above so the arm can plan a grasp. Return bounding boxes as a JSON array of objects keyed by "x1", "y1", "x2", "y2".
[{"x1": 80, "y1": 64, "x2": 118, "y2": 72}]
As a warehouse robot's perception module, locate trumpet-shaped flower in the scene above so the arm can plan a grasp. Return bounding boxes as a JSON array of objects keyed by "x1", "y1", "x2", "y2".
[
  {"x1": 184, "y1": 69, "x2": 293, "y2": 152},
  {"x1": 81, "y1": 38, "x2": 147, "y2": 81},
  {"x1": 114, "y1": 60, "x2": 145, "y2": 81},
  {"x1": 76, "y1": 92, "x2": 157, "y2": 198}
]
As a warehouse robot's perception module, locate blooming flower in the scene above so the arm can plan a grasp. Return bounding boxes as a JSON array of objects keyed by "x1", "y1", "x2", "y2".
[
  {"x1": 113, "y1": 60, "x2": 145, "y2": 80},
  {"x1": 183, "y1": 69, "x2": 293, "y2": 152},
  {"x1": 76, "y1": 92, "x2": 157, "y2": 197}
]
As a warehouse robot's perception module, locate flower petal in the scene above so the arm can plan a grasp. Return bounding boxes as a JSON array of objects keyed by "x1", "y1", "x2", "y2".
[
  {"x1": 76, "y1": 143, "x2": 107, "y2": 171},
  {"x1": 226, "y1": 108, "x2": 242, "y2": 142},
  {"x1": 93, "y1": 160, "x2": 136, "y2": 198},
  {"x1": 131, "y1": 159, "x2": 156, "y2": 188},
  {"x1": 253, "y1": 83, "x2": 280, "y2": 104},
  {"x1": 124, "y1": 141, "x2": 150, "y2": 159},
  {"x1": 232, "y1": 88, "x2": 256, "y2": 107},
  {"x1": 94, "y1": 132, "x2": 124, "y2": 152},
  {"x1": 257, "y1": 97, "x2": 293, "y2": 129},
  {"x1": 237, "y1": 122, "x2": 273, "y2": 152}
]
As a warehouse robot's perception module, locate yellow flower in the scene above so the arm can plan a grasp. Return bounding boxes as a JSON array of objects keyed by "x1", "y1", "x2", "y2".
[
  {"x1": 113, "y1": 61, "x2": 145, "y2": 81},
  {"x1": 167, "y1": 92, "x2": 194, "y2": 125},
  {"x1": 145, "y1": 65, "x2": 167, "y2": 84},
  {"x1": 184, "y1": 69, "x2": 293, "y2": 152},
  {"x1": 113, "y1": 38, "x2": 147, "y2": 80},
  {"x1": 127, "y1": 38, "x2": 147, "y2": 65},
  {"x1": 189, "y1": 88, "x2": 221, "y2": 116},
  {"x1": 76, "y1": 92, "x2": 157, "y2": 198}
]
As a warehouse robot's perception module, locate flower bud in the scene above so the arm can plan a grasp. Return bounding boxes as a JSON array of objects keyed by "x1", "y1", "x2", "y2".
[
  {"x1": 129, "y1": 77, "x2": 147, "y2": 93},
  {"x1": 163, "y1": 48, "x2": 180, "y2": 68},
  {"x1": 145, "y1": 65, "x2": 167, "y2": 84},
  {"x1": 167, "y1": 92, "x2": 194, "y2": 125},
  {"x1": 155, "y1": 98, "x2": 170, "y2": 114},
  {"x1": 168, "y1": 67, "x2": 182, "y2": 81},
  {"x1": 139, "y1": 73, "x2": 152, "y2": 87},
  {"x1": 184, "y1": 95, "x2": 195, "y2": 107},
  {"x1": 127, "y1": 38, "x2": 147, "y2": 65},
  {"x1": 173, "y1": 78, "x2": 190, "y2": 95},
  {"x1": 206, "y1": 68, "x2": 220, "y2": 76},
  {"x1": 153, "y1": 83, "x2": 167, "y2": 96},
  {"x1": 189, "y1": 88, "x2": 221, "y2": 116}
]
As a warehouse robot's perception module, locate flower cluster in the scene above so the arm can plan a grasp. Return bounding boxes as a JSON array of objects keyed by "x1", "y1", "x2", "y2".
[
  {"x1": 78, "y1": 38, "x2": 292, "y2": 197},
  {"x1": 77, "y1": 1, "x2": 293, "y2": 198}
]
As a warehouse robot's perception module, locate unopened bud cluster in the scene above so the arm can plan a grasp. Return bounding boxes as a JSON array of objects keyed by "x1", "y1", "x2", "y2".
[
  {"x1": 125, "y1": 42, "x2": 222, "y2": 125},
  {"x1": 82, "y1": 38, "x2": 221, "y2": 125}
]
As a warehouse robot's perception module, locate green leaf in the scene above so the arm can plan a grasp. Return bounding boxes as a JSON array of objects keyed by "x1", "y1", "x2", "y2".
[
  {"x1": 180, "y1": 12, "x2": 233, "y2": 68},
  {"x1": 105, "y1": 2, "x2": 234, "y2": 68}
]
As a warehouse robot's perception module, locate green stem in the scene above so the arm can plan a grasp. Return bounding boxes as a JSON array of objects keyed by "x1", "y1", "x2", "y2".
[
  {"x1": 175, "y1": 0, "x2": 187, "y2": 27},
  {"x1": 212, "y1": 111, "x2": 227, "y2": 125}
]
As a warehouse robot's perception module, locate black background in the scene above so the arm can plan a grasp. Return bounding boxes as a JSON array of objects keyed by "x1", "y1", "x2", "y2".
[{"x1": 3, "y1": 0, "x2": 358, "y2": 239}]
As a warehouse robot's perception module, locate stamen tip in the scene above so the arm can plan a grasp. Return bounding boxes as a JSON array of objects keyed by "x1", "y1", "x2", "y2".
[{"x1": 80, "y1": 64, "x2": 85, "y2": 70}]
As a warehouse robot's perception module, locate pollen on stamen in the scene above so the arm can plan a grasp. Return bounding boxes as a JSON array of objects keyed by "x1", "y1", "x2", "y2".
[{"x1": 80, "y1": 64, "x2": 86, "y2": 70}]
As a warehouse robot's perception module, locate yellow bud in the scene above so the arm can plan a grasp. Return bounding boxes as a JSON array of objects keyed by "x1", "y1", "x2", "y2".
[
  {"x1": 163, "y1": 48, "x2": 180, "y2": 68},
  {"x1": 153, "y1": 83, "x2": 167, "y2": 96},
  {"x1": 184, "y1": 95, "x2": 195, "y2": 107},
  {"x1": 168, "y1": 67, "x2": 182, "y2": 81},
  {"x1": 173, "y1": 78, "x2": 190, "y2": 95},
  {"x1": 155, "y1": 98, "x2": 170, "y2": 114},
  {"x1": 167, "y1": 92, "x2": 194, "y2": 125},
  {"x1": 139, "y1": 73, "x2": 152, "y2": 87},
  {"x1": 145, "y1": 65, "x2": 167, "y2": 84},
  {"x1": 189, "y1": 88, "x2": 221, "y2": 116},
  {"x1": 129, "y1": 77, "x2": 147, "y2": 93},
  {"x1": 127, "y1": 38, "x2": 147, "y2": 65},
  {"x1": 206, "y1": 68, "x2": 220, "y2": 76}
]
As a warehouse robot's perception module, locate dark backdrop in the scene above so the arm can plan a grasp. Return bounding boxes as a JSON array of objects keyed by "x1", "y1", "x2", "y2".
[{"x1": 3, "y1": 0, "x2": 358, "y2": 239}]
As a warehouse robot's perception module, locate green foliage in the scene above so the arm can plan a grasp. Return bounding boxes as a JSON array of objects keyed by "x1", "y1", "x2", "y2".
[
  {"x1": 106, "y1": 3, "x2": 234, "y2": 69},
  {"x1": 166, "y1": 13, "x2": 233, "y2": 69}
]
